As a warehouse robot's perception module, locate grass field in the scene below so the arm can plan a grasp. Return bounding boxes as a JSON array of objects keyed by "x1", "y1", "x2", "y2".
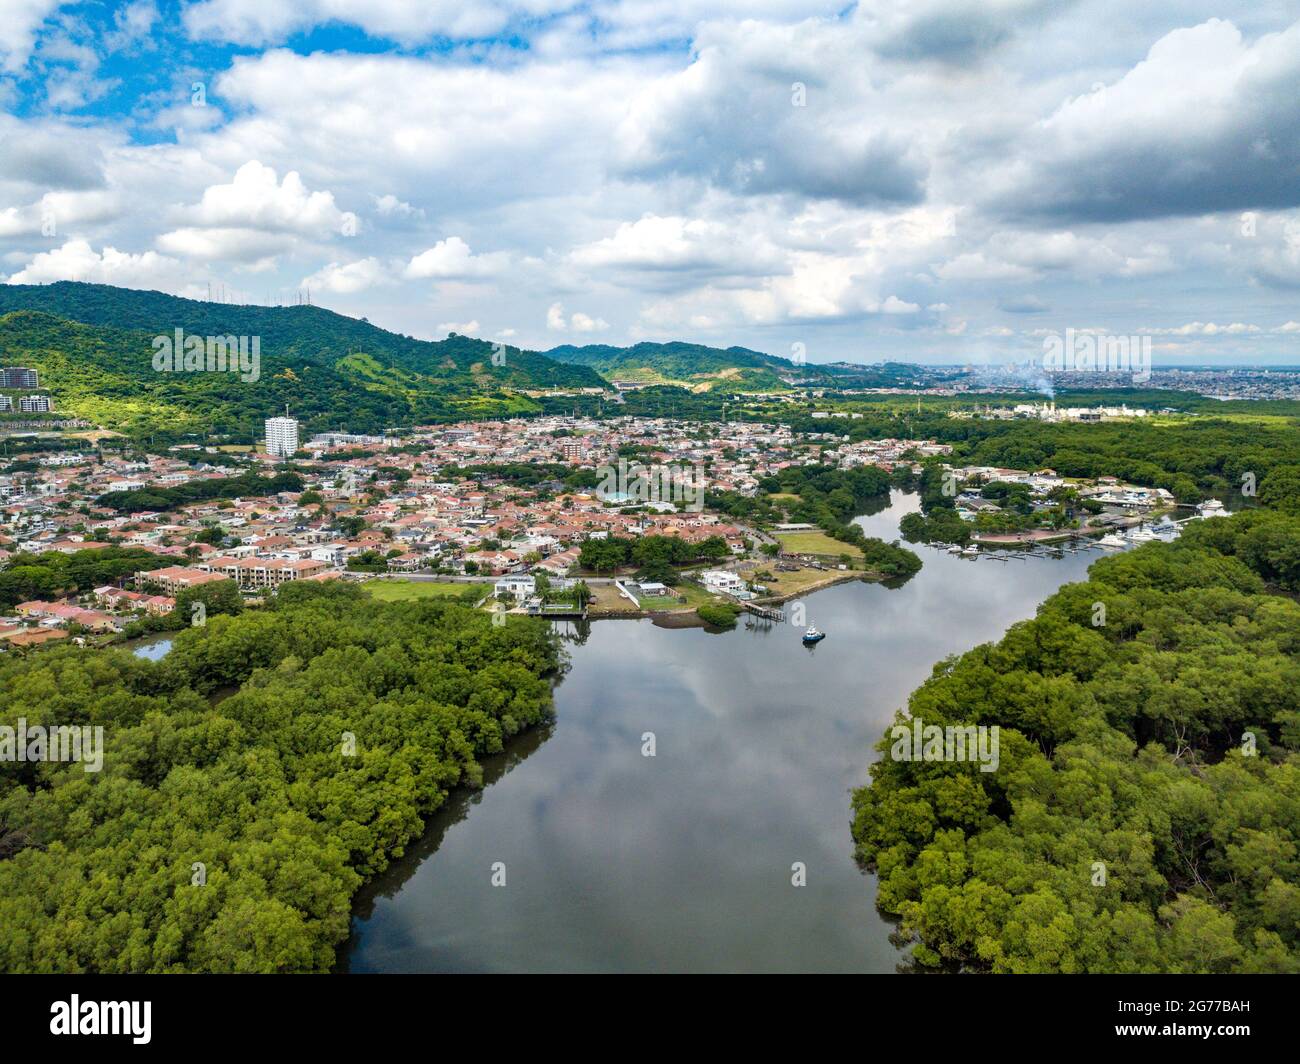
[
  {"x1": 640, "y1": 582, "x2": 719, "y2": 612},
  {"x1": 757, "y1": 565, "x2": 856, "y2": 597},
  {"x1": 774, "y1": 530, "x2": 864, "y2": 558},
  {"x1": 364, "y1": 580, "x2": 480, "y2": 603}
]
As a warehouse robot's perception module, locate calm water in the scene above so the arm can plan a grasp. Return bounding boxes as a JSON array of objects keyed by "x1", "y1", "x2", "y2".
[
  {"x1": 130, "y1": 633, "x2": 175, "y2": 660},
  {"x1": 339, "y1": 491, "x2": 1104, "y2": 973}
]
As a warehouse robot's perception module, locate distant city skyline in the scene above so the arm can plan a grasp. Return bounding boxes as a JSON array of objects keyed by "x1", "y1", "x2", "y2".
[{"x1": 1, "y1": 3, "x2": 1299, "y2": 365}]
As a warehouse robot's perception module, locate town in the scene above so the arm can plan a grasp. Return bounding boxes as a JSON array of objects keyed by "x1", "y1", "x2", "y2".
[{"x1": 0, "y1": 391, "x2": 1226, "y2": 646}]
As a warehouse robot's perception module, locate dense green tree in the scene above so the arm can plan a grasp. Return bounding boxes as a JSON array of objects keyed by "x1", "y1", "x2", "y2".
[
  {"x1": 851, "y1": 510, "x2": 1300, "y2": 974},
  {"x1": 0, "y1": 582, "x2": 561, "y2": 973}
]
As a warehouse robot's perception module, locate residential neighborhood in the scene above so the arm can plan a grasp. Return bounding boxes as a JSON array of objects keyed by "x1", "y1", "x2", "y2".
[{"x1": 0, "y1": 415, "x2": 949, "y2": 642}]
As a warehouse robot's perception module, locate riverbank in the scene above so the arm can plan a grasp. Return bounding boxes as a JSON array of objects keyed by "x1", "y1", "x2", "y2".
[
  {"x1": 341, "y1": 489, "x2": 1104, "y2": 973},
  {"x1": 754, "y1": 568, "x2": 866, "y2": 604}
]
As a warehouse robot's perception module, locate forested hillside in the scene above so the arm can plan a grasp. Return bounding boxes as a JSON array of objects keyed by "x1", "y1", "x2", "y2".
[
  {"x1": 0, "y1": 582, "x2": 561, "y2": 973},
  {"x1": 852, "y1": 509, "x2": 1300, "y2": 973},
  {"x1": 546, "y1": 340, "x2": 799, "y2": 391},
  {"x1": 544, "y1": 341, "x2": 941, "y2": 392},
  {"x1": 0, "y1": 282, "x2": 606, "y2": 437}
]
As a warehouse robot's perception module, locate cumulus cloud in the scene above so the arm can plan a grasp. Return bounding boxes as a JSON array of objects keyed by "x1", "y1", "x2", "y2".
[
  {"x1": 301, "y1": 257, "x2": 390, "y2": 294},
  {"x1": 404, "y1": 237, "x2": 503, "y2": 280},
  {"x1": 0, "y1": 120, "x2": 108, "y2": 190},
  {"x1": 614, "y1": 19, "x2": 928, "y2": 206},
  {"x1": 569, "y1": 215, "x2": 785, "y2": 285},
  {"x1": 153, "y1": 161, "x2": 354, "y2": 265},
  {"x1": 5, "y1": 239, "x2": 181, "y2": 288},
  {"x1": 176, "y1": 160, "x2": 350, "y2": 233},
  {"x1": 546, "y1": 302, "x2": 608, "y2": 332},
  {"x1": 983, "y1": 19, "x2": 1300, "y2": 222},
  {"x1": 1, "y1": 4, "x2": 1298, "y2": 361},
  {"x1": 0, "y1": 189, "x2": 121, "y2": 237}
]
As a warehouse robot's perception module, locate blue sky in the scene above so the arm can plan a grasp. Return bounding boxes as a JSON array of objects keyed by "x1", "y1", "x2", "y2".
[{"x1": 2, "y1": 1, "x2": 1300, "y2": 365}]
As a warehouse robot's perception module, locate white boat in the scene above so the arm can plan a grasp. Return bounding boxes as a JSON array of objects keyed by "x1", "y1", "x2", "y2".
[
  {"x1": 1097, "y1": 533, "x2": 1127, "y2": 548},
  {"x1": 947, "y1": 544, "x2": 963, "y2": 554},
  {"x1": 961, "y1": 545, "x2": 979, "y2": 556},
  {"x1": 1128, "y1": 527, "x2": 1158, "y2": 542}
]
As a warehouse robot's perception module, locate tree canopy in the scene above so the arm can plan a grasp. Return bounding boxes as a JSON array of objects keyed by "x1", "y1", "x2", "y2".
[
  {"x1": 852, "y1": 511, "x2": 1300, "y2": 973},
  {"x1": 0, "y1": 581, "x2": 561, "y2": 972}
]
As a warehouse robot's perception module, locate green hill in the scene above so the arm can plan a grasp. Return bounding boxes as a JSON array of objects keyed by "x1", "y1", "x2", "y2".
[
  {"x1": 544, "y1": 341, "x2": 945, "y2": 392},
  {"x1": 544, "y1": 341, "x2": 798, "y2": 392},
  {"x1": 0, "y1": 282, "x2": 607, "y2": 437}
]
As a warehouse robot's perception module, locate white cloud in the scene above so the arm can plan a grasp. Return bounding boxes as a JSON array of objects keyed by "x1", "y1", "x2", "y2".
[
  {"x1": 570, "y1": 311, "x2": 609, "y2": 332},
  {"x1": 404, "y1": 237, "x2": 502, "y2": 279},
  {"x1": 0, "y1": 189, "x2": 121, "y2": 237},
  {"x1": 5, "y1": 239, "x2": 182, "y2": 288},
  {"x1": 178, "y1": 160, "x2": 350, "y2": 234},
  {"x1": 437, "y1": 318, "x2": 480, "y2": 334},
  {"x1": 183, "y1": 0, "x2": 517, "y2": 47},
  {"x1": 373, "y1": 193, "x2": 423, "y2": 218},
  {"x1": 0, "y1": 0, "x2": 60, "y2": 72},
  {"x1": 545, "y1": 301, "x2": 607, "y2": 331},
  {"x1": 104, "y1": 1, "x2": 160, "y2": 53},
  {"x1": 301, "y1": 257, "x2": 390, "y2": 294},
  {"x1": 570, "y1": 214, "x2": 782, "y2": 278},
  {"x1": 0, "y1": 6, "x2": 1296, "y2": 362},
  {"x1": 983, "y1": 19, "x2": 1300, "y2": 222},
  {"x1": 1139, "y1": 321, "x2": 1262, "y2": 336},
  {"x1": 156, "y1": 226, "x2": 294, "y2": 266}
]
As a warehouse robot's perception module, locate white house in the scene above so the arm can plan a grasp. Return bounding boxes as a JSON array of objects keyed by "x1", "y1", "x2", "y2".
[
  {"x1": 495, "y1": 574, "x2": 537, "y2": 601},
  {"x1": 700, "y1": 569, "x2": 744, "y2": 594}
]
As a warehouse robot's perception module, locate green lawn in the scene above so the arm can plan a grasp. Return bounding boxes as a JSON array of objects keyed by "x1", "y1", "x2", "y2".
[
  {"x1": 774, "y1": 530, "x2": 864, "y2": 558},
  {"x1": 364, "y1": 580, "x2": 480, "y2": 603},
  {"x1": 640, "y1": 581, "x2": 719, "y2": 611}
]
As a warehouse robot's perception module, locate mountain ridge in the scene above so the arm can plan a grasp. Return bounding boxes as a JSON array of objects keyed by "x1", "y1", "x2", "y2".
[{"x1": 0, "y1": 282, "x2": 607, "y2": 437}]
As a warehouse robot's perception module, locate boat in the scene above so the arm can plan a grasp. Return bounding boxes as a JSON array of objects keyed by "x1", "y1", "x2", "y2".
[
  {"x1": 1127, "y1": 527, "x2": 1158, "y2": 542},
  {"x1": 801, "y1": 625, "x2": 826, "y2": 645},
  {"x1": 946, "y1": 544, "x2": 963, "y2": 554},
  {"x1": 1097, "y1": 533, "x2": 1127, "y2": 548},
  {"x1": 961, "y1": 545, "x2": 979, "y2": 556}
]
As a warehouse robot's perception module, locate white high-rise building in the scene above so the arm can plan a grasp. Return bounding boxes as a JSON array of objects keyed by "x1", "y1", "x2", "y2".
[{"x1": 265, "y1": 416, "x2": 299, "y2": 458}]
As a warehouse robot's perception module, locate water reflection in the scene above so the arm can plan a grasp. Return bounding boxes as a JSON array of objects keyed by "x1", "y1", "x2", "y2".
[{"x1": 340, "y1": 490, "x2": 1100, "y2": 973}]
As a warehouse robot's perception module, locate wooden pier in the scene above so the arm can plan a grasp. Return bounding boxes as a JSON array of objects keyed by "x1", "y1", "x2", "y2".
[
  {"x1": 526, "y1": 604, "x2": 589, "y2": 619},
  {"x1": 742, "y1": 602, "x2": 785, "y2": 622}
]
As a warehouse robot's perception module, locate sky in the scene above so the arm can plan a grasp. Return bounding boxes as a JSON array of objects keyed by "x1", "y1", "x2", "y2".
[{"x1": 1, "y1": 0, "x2": 1299, "y2": 366}]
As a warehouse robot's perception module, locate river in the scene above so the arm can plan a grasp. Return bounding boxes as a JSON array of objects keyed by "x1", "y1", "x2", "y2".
[{"x1": 338, "y1": 490, "x2": 1106, "y2": 973}]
